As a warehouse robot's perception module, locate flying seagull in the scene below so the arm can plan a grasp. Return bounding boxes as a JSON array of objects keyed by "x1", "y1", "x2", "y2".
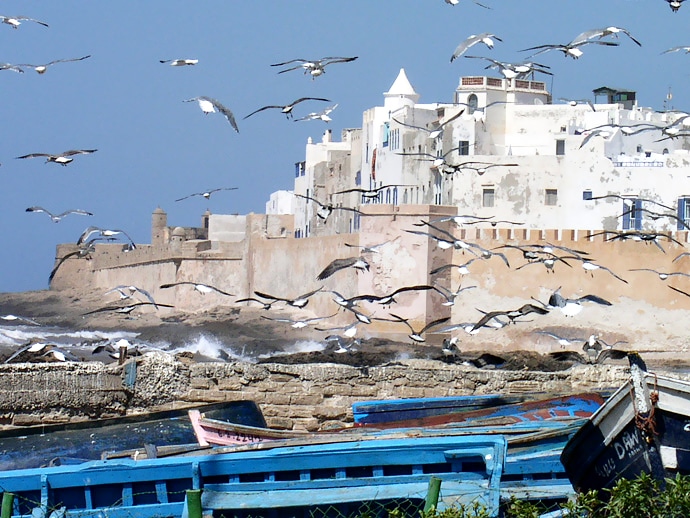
[
  {"x1": 17, "y1": 55, "x2": 91, "y2": 74},
  {"x1": 662, "y1": 45, "x2": 690, "y2": 55},
  {"x1": 294, "y1": 193, "x2": 362, "y2": 222},
  {"x1": 26, "y1": 207, "x2": 92, "y2": 223},
  {"x1": 0, "y1": 62, "x2": 25, "y2": 73},
  {"x1": 105, "y1": 285, "x2": 159, "y2": 308},
  {"x1": 629, "y1": 268, "x2": 690, "y2": 281},
  {"x1": 450, "y1": 33, "x2": 502, "y2": 62},
  {"x1": 244, "y1": 97, "x2": 332, "y2": 120},
  {"x1": 160, "y1": 58, "x2": 198, "y2": 66},
  {"x1": 252, "y1": 287, "x2": 323, "y2": 309},
  {"x1": 160, "y1": 282, "x2": 234, "y2": 297},
  {"x1": 581, "y1": 260, "x2": 629, "y2": 284},
  {"x1": 317, "y1": 256, "x2": 370, "y2": 280},
  {"x1": 0, "y1": 15, "x2": 48, "y2": 29},
  {"x1": 534, "y1": 330, "x2": 587, "y2": 348},
  {"x1": 666, "y1": 0, "x2": 686, "y2": 11},
  {"x1": 294, "y1": 104, "x2": 338, "y2": 123},
  {"x1": 520, "y1": 39, "x2": 619, "y2": 59},
  {"x1": 333, "y1": 184, "x2": 414, "y2": 199},
  {"x1": 270, "y1": 56, "x2": 358, "y2": 78},
  {"x1": 444, "y1": 0, "x2": 491, "y2": 8},
  {"x1": 0, "y1": 314, "x2": 40, "y2": 326},
  {"x1": 388, "y1": 314, "x2": 451, "y2": 343},
  {"x1": 570, "y1": 27, "x2": 642, "y2": 48},
  {"x1": 82, "y1": 301, "x2": 173, "y2": 317},
  {"x1": 49, "y1": 241, "x2": 96, "y2": 282},
  {"x1": 184, "y1": 96, "x2": 239, "y2": 133},
  {"x1": 392, "y1": 109, "x2": 465, "y2": 140},
  {"x1": 545, "y1": 287, "x2": 612, "y2": 317},
  {"x1": 464, "y1": 55, "x2": 552, "y2": 79},
  {"x1": 15, "y1": 149, "x2": 97, "y2": 166},
  {"x1": 175, "y1": 187, "x2": 238, "y2": 202},
  {"x1": 587, "y1": 193, "x2": 675, "y2": 212},
  {"x1": 261, "y1": 313, "x2": 337, "y2": 329},
  {"x1": 77, "y1": 226, "x2": 136, "y2": 248},
  {"x1": 471, "y1": 303, "x2": 549, "y2": 332}
]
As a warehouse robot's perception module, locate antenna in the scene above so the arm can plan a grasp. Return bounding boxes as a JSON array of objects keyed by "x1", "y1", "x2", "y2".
[{"x1": 664, "y1": 87, "x2": 673, "y2": 111}]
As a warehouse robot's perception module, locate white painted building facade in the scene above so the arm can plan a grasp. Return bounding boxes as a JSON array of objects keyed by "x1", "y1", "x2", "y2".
[{"x1": 279, "y1": 68, "x2": 690, "y2": 235}]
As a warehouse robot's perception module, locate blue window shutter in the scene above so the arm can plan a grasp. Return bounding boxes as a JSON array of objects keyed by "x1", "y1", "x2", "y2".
[
  {"x1": 679, "y1": 198, "x2": 687, "y2": 230},
  {"x1": 634, "y1": 199, "x2": 642, "y2": 230},
  {"x1": 622, "y1": 200, "x2": 631, "y2": 230}
]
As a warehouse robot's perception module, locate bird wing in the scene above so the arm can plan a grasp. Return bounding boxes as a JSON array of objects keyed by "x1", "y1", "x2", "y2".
[
  {"x1": 450, "y1": 36, "x2": 481, "y2": 62},
  {"x1": 77, "y1": 226, "x2": 103, "y2": 245},
  {"x1": 47, "y1": 55, "x2": 91, "y2": 66},
  {"x1": 16, "y1": 153, "x2": 51, "y2": 159},
  {"x1": 26, "y1": 206, "x2": 53, "y2": 217},
  {"x1": 49, "y1": 250, "x2": 81, "y2": 282},
  {"x1": 206, "y1": 285, "x2": 234, "y2": 296},
  {"x1": 243, "y1": 105, "x2": 282, "y2": 119},
  {"x1": 420, "y1": 316, "x2": 452, "y2": 334},
  {"x1": 201, "y1": 97, "x2": 239, "y2": 132},
  {"x1": 471, "y1": 310, "x2": 508, "y2": 332},
  {"x1": 669, "y1": 285, "x2": 690, "y2": 298},
  {"x1": 63, "y1": 149, "x2": 97, "y2": 156},
  {"x1": 578, "y1": 294, "x2": 612, "y2": 306},
  {"x1": 290, "y1": 97, "x2": 332, "y2": 106},
  {"x1": 17, "y1": 16, "x2": 49, "y2": 27},
  {"x1": 321, "y1": 56, "x2": 358, "y2": 65},
  {"x1": 174, "y1": 193, "x2": 200, "y2": 202},
  {"x1": 317, "y1": 257, "x2": 359, "y2": 280},
  {"x1": 294, "y1": 193, "x2": 326, "y2": 208},
  {"x1": 56, "y1": 209, "x2": 93, "y2": 218},
  {"x1": 270, "y1": 58, "x2": 309, "y2": 67}
]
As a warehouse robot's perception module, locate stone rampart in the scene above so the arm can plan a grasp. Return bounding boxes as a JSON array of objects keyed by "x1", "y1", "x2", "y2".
[{"x1": 0, "y1": 353, "x2": 673, "y2": 431}]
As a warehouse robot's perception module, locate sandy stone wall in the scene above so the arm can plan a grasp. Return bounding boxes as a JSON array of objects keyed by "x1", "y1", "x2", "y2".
[{"x1": 0, "y1": 352, "x2": 666, "y2": 430}]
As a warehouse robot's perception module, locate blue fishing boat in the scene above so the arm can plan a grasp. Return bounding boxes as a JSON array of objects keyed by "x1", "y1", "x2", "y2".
[
  {"x1": 0, "y1": 434, "x2": 509, "y2": 518},
  {"x1": 561, "y1": 363, "x2": 690, "y2": 494},
  {"x1": 0, "y1": 400, "x2": 265, "y2": 471},
  {"x1": 352, "y1": 393, "x2": 529, "y2": 425}
]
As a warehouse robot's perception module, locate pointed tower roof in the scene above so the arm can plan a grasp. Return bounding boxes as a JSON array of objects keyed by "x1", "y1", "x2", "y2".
[{"x1": 384, "y1": 68, "x2": 420, "y2": 110}]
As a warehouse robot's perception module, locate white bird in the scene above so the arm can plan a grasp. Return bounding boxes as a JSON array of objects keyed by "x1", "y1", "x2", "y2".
[
  {"x1": 105, "y1": 285, "x2": 159, "y2": 308},
  {"x1": 159, "y1": 282, "x2": 234, "y2": 297},
  {"x1": 546, "y1": 287, "x2": 612, "y2": 317},
  {"x1": 184, "y1": 96, "x2": 239, "y2": 133},
  {"x1": 432, "y1": 284, "x2": 477, "y2": 306},
  {"x1": 252, "y1": 287, "x2": 323, "y2": 309},
  {"x1": 0, "y1": 15, "x2": 48, "y2": 29},
  {"x1": 26, "y1": 207, "x2": 93, "y2": 223},
  {"x1": 520, "y1": 39, "x2": 619, "y2": 59},
  {"x1": 388, "y1": 314, "x2": 451, "y2": 343},
  {"x1": 15, "y1": 149, "x2": 97, "y2": 166},
  {"x1": 0, "y1": 62, "x2": 25, "y2": 73},
  {"x1": 175, "y1": 187, "x2": 238, "y2": 202},
  {"x1": 294, "y1": 193, "x2": 362, "y2": 222},
  {"x1": 464, "y1": 55, "x2": 552, "y2": 79},
  {"x1": 662, "y1": 45, "x2": 690, "y2": 55},
  {"x1": 666, "y1": 0, "x2": 686, "y2": 12},
  {"x1": 0, "y1": 314, "x2": 40, "y2": 326},
  {"x1": 160, "y1": 58, "x2": 198, "y2": 66},
  {"x1": 17, "y1": 55, "x2": 91, "y2": 74},
  {"x1": 244, "y1": 97, "x2": 332, "y2": 120},
  {"x1": 629, "y1": 268, "x2": 690, "y2": 281},
  {"x1": 450, "y1": 33, "x2": 502, "y2": 62},
  {"x1": 270, "y1": 56, "x2": 357, "y2": 79},
  {"x1": 430, "y1": 258, "x2": 479, "y2": 276},
  {"x1": 534, "y1": 330, "x2": 586, "y2": 348},
  {"x1": 444, "y1": 0, "x2": 491, "y2": 7},
  {"x1": 570, "y1": 27, "x2": 641, "y2": 48},
  {"x1": 294, "y1": 104, "x2": 338, "y2": 123},
  {"x1": 261, "y1": 312, "x2": 337, "y2": 329},
  {"x1": 581, "y1": 261, "x2": 629, "y2": 284},
  {"x1": 77, "y1": 226, "x2": 136, "y2": 248},
  {"x1": 317, "y1": 256, "x2": 370, "y2": 280},
  {"x1": 392, "y1": 108, "x2": 465, "y2": 140}
]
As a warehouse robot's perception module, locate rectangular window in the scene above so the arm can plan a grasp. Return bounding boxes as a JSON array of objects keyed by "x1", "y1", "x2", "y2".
[
  {"x1": 582, "y1": 190, "x2": 593, "y2": 201},
  {"x1": 294, "y1": 162, "x2": 301, "y2": 178},
  {"x1": 677, "y1": 197, "x2": 690, "y2": 230},
  {"x1": 545, "y1": 189, "x2": 558, "y2": 206},
  {"x1": 458, "y1": 140, "x2": 470, "y2": 155},
  {"x1": 622, "y1": 198, "x2": 642, "y2": 230},
  {"x1": 556, "y1": 139, "x2": 565, "y2": 156},
  {"x1": 482, "y1": 188, "x2": 495, "y2": 208},
  {"x1": 382, "y1": 122, "x2": 390, "y2": 147}
]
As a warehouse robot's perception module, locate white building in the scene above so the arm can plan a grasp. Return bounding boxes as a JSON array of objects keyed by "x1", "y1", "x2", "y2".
[{"x1": 277, "y1": 69, "x2": 690, "y2": 235}]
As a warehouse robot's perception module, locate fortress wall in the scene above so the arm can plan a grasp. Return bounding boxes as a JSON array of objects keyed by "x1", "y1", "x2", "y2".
[{"x1": 0, "y1": 353, "x2": 654, "y2": 430}]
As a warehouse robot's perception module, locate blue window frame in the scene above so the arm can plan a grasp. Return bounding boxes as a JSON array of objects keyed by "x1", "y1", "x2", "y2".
[
  {"x1": 678, "y1": 197, "x2": 690, "y2": 230},
  {"x1": 382, "y1": 122, "x2": 390, "y2": 147},
  {"x1": 622, "y1": 199, "x2": 642, "y2": 230}
]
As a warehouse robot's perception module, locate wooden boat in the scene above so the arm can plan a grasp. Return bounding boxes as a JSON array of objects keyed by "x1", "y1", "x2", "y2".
[
  {"x1": 352, "y1": 393, "x2": 530, "y2": 425},
  {"x1": 0, "y1": 400, "x2": 265, "y2": 471},
  {"x1": 0, "y1": 434, "x2": 510, "y2": 518},
  {"x1": 561, "y1": 364, "x2": 690, "y2": 494}
]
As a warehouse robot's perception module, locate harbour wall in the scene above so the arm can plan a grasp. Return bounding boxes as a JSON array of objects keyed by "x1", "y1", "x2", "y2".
[{"x1": 0, "y1": 352, "x2": 667, "y2": 430}]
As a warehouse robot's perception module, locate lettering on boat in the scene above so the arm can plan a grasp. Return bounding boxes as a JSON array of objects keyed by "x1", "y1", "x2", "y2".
[{"x1": 594, "y1": 429, "x2": 643, "y2": 479}]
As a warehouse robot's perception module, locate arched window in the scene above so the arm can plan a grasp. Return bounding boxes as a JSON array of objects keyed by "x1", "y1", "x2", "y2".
[
  {"x1": 393, "y1": 186, "x2": 398, "y2": 205},
  {"x1": 467, "y1": 94, "x2": 478, "y2": 115}
]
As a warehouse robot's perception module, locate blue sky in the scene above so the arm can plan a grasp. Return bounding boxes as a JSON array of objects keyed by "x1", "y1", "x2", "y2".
[{"x1": 1, "y1": 0, "x2": 688, "y2": 293}]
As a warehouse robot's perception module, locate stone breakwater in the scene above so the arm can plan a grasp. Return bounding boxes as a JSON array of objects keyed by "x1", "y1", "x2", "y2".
[{"x1": 0, "y1": 351, "x2": 673, "y2": 430}]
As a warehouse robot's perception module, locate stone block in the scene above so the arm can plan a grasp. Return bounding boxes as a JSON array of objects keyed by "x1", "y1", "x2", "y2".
[
  {"x1": 290, "y1": 394, "x2": 323, "y2": 406},
  {"x1": 265, "y1": 416, "x2": 294, "y2": 430},
  {"x1": 12, "y1": 414, "x2": 42, "y2": 426},
  {"x1": 264, "y1": 393, "x2": 292, "y2": 405}
]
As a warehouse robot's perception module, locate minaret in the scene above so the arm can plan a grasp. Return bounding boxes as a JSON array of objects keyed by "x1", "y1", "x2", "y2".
[
  {"x1": 383, "y1": 68, "x2": 420, "y2": 112},
  {"x1": 151, "y1": 207, "x2": 169, "y2": 246}
]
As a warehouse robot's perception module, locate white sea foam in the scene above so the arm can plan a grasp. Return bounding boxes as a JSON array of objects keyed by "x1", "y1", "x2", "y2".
[
  {"x1": 259, "y1": 340, "x2": 326, "y2": 359},
  {"x1": 168, "y1": 334, "x2": 227, "y2": 360}
]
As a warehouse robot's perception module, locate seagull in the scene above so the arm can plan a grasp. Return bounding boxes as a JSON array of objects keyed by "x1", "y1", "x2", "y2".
[
  {"x1": 160, "y1": 58, "x2": 198, "y2": 66},
  {"x1": 333, "y1": 184, "x2": 414, "y2": 199},
  {"x1": 316, "y1": 320, "x2": 362, "y2": 339},
  {"x1": 105, "y1": 285, "x2": 159, "y2": 308},
  {"x1": 270, "y1": 56, "x2": 358, "y2": 78},
  {"x1": 430, "y1": 258, "x2": 479, "y2": 276},
  {"x1": 252, "y1": 287, "x2": 323, "y2": 309},
  {"x1": 629, "y1": 268, "x2": 690, "y2": 281},
  {"x1": 82, "y1": 301, "x2": 173, "y2": 317},
  {"x1": 77, "y1": 226, "x2": 136, "y2": 248},
  {"x1": 346, "y1": 285, "x2": 435, "y2": 306},
  {"x1": 344, "y1": 238, "x2": 396, "y2": 254},
  {"x1": 234, "y1": 297, "x2": 277, "y2": 310},
  {"x1": 471, "y1": 303, "x2": 549, "y2": 332},
  {"x1": 261, "y1": 313, "x2": 337, "y2": 329},
  {"x1": 581, "y1": 261, "x2": 629, "y2": 284},
  {"x1": 294, "y1": 193, "x2": 362, "y2": 222},
  {"x1": 464, "y1": 55, "x2": 552, "y2": 79},
  {"x1": 665, "y1": 0, "x2": 686, "y2": 11},
  {"x1": 244, "y1": 97, "x2": 332, "y2": 120},
  {"x1": 159, "y1": 282, "x2": 234, "y2": 297},
  {"x1": 17, "y1": 55, "x2": 91, "y2": 74},
  {"x1": 175, "y1": 187, "x2": 238, "y2": 202},
  {"x1": 49, "y1": 241, "x2": 95, "y2": 282},
  {"x1": 392, "y1": 109, "x2": 465, "y2": 140},
  {"x1": 0, "y1": 314, "x2": 40, "y2": 326},
  {"x1": 15, "y1": 149, "x2": 97, "y2": 166},
  {"x1": 587, "y1": 193, "x2": 675, "y2": 212},
  {"x1": 432, "y1": 284, "x2": 477, "y2": 306},
  {"x1": 294, "y1": 104, "x2": 338, "y2": 123},
  {"x1": 25, "y1": 207, "x2": 93, "y2": 223},
  {"x1": 184, "y1": 96, "x2": 239, "y2": 133},
  {"x1": 0, "y1": 15, "x2": 48, "y2": 29},
  {"x1": 444, "y1": 0, "x2": 491, "y2": 7},
  {"x1": 662, "y1": 45, "x2": 690, "y2": 55},
  {"x1": 515, "y1": 254, "x2": 577, "y2": 274},
  {"x1": 558, "y1": 98, "x2": 595, "y2": 111},
  {"x1": 520, "y1": 39, "x2": 619, "y2": 59},
  {"x1": 546, "y1": 287, "x2": 612, "y2": 317},
  {"x1": 570, "y1": 27, "x2": 642, "y2": 48},
  {"x1": 388, "y1": 314, "x2": 451, "y2": 343},
  {"x1": 534, "y1": 330, "x2": 586, "y2": 348},
  {"x1": 317, "y1": 256, "x2": 370, "y2": 280},
  {"x1": 450, "y1": 33, "x2": 502, "y2": 62}
]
